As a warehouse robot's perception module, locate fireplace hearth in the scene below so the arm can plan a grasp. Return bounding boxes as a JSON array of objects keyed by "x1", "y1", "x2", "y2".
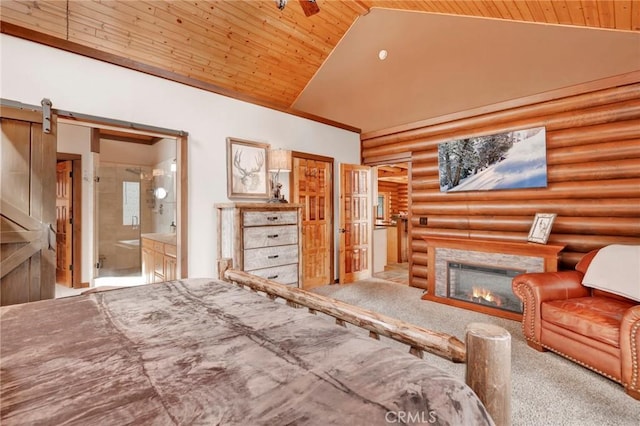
[{"x1": 447, "y1": 262, "x2": 523, "y2": 314}]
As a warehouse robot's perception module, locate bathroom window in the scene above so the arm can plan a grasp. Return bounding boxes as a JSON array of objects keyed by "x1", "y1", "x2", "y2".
[{"x1": 123, "y1": 181, "x2": 140, "y2": 226}]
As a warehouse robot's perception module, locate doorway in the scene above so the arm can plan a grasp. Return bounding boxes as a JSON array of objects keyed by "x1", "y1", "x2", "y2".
[
  {"x1": 55, "y1": 154, "x2": 83, "y2": 290},
  {"x1": 94, "y1": 134, "x2": 178, "y2": 287},
  {"x1": 373, "y1": 163, "x2": 410, "y2": 285},
  {"x1": 290, "y1": 152, "x2": 334, "y2": 289},
  {"x1": 54, "y1": 116, "x2": 188, "y2": 294}
]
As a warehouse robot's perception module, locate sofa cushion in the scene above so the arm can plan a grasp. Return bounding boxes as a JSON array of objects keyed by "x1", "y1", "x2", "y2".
[{"x1": 542, "y1": 297, "x2": 636, "y2": 347}]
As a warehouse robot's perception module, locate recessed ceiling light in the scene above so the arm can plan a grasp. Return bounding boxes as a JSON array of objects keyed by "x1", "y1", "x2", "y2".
[{"x1": 378, "y1": 49, "x2": 388, "y2": 60}]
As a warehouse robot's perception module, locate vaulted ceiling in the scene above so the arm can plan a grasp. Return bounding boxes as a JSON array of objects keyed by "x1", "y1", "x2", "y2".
[{"x1": 1, "y1": 1, "x2": 639, "y2": 133}]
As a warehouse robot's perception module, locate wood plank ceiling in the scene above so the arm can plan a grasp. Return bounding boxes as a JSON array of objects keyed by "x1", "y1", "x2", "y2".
[{"x1": 1, "y1": 1, "x2": 638, "y2": 130}]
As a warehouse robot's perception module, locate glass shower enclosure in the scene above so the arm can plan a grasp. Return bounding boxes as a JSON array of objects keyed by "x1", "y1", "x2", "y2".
[{"x1": 96, "y1": 163, "x2": 154, "y2": 280}]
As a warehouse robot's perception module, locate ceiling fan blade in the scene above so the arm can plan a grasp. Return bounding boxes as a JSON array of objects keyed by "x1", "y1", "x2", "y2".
[{"x1": 299, "y1": 0, "x2": 320, "y2": 17}]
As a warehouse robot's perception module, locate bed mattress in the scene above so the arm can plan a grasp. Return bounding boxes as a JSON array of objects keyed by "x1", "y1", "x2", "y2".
[{"x1": 1, "y1": 278, "x2": 492, "y2": 425}]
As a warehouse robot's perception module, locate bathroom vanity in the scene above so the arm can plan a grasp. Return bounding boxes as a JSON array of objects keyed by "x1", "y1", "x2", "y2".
[{"x1": 141, "y1": 233, "x2": 177, "y2": 283}]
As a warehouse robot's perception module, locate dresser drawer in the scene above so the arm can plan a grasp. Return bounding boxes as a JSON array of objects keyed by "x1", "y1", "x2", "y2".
[
  {"x1": 244, "y1": 245, "x2": 298, "y2": 270},
  {"x1": 243, "y1": 210, "x2": 297, "y2": 227},
  {"x1": 249, "y1": 264, "x2": 298, "y2": 286},
  {"x1": 243, "y1": 225, "x2": 297, "y2": 249}
]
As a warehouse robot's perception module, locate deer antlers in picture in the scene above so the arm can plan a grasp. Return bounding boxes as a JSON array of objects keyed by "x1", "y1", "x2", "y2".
[{"x1": 233, "y1": 149, "x2": 264, "y2": 191}]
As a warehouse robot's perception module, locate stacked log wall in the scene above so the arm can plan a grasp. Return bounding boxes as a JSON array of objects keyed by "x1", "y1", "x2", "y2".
[
  {"x1": 362, "y1": 82, "x2": 640, "y2": 289},
  {"x1": 377, "y1": 181, "x2": 409, "y2": 214}
]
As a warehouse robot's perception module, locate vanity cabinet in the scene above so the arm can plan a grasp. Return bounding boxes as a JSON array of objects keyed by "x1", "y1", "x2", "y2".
[
  {"x1": 142, "y1": 234, "x2": 177, "y2": 283},
  {"x1": 216, "y1": 203, "x2": 303, "y2": 287}
]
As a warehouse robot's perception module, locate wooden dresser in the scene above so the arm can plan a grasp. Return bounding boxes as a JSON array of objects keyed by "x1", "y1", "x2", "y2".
[{"x1": 216, "y1": 203, "x2": 303, "y2": 287}]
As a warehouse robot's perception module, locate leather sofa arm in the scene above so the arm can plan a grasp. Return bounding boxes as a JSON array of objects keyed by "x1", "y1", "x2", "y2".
[
  {"x1": 620, "y1": 305, "x2": 640, "y2": 399},
  {"x1": 512, "y1": 271, "x2": 589, "y2": 343}
]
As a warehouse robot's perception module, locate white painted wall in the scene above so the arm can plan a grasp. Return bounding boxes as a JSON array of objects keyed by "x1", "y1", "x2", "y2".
[{"x1": 1, "y1": 34, "x2": 361, "y2": 279}]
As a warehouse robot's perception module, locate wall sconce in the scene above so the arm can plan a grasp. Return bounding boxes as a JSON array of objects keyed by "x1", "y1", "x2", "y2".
[
  {"x1": 154, "y1": 187, "x2": 168, "y2": 200},
  {"x1": 268, "y1": 148, "x2": 291, "y2": 203}
]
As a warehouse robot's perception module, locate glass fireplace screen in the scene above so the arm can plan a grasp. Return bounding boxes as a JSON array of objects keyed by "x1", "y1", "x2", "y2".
[{"x1": 447, "y1": 262, "x2": 523, "y2": 314}]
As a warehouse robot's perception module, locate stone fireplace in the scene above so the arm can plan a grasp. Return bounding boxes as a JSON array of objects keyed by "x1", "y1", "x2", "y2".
[{"x1": 422, "y1": 236, "x2": 565, "y2": 320}]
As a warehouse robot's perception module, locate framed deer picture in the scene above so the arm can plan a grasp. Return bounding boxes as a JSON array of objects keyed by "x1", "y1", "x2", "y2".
[{"x1": 226, "y1": 137, "x2": 270, "y2": 199}]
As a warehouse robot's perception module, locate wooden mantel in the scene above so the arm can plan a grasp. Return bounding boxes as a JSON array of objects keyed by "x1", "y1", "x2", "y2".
[{"x1": 421, "y1": 236, "x2": 566, "y2": 321}]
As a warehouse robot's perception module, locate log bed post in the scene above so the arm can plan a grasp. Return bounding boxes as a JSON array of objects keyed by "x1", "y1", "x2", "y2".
[
  {"x1": 465, "y1": 322, "x2": 511, "y2": 426},
  {"x1": 218, "y1": 258, "x2": 232, "y2": 281}
]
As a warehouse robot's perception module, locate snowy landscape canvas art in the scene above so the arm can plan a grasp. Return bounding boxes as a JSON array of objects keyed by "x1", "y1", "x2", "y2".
[{"x1": 438, "y1": 127, "x2": 547, "y2": 192}]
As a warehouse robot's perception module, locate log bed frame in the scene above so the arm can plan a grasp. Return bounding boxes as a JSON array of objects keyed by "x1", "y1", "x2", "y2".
[
  {"x1": 218, "y1": 259, "x2": 480, "y2": 363},
  {"x1": 220, "y1": 264, "x2": 466, "y2": 363},
  {"x1": 219, "y1": 260, "x2": 511, "y2": 424}
]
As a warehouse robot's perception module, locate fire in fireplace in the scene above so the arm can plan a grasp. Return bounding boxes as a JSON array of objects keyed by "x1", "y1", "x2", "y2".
[{"x1": 446, "y1": 262, "x2": 523, "y2": 314}]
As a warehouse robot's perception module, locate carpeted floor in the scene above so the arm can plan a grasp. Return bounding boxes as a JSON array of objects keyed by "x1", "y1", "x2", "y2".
[{"x1": 311, "y1": 278, "x2": 639, "y2": 426}]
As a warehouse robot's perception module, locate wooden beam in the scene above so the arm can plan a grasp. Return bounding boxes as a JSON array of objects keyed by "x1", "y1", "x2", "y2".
[{"x1": 351, "y1": 0, "x2": 371, "y2": 15}]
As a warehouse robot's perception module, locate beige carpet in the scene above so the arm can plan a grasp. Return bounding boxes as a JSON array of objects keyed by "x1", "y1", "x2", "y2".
[{"x1": 311, "y1": 278, "x2": 639, "y2": 426}]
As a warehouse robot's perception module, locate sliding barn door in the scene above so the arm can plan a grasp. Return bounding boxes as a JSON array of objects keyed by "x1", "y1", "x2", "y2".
[
  {"x1": 1, "y1": 106, "x2": 57, "y2": 305},
  {"x1": 339, "y1": 164, "x2": 371, "y2": 284},
  {"x1": 292, "y1": 155, "x2": 333, "y2": 289}
]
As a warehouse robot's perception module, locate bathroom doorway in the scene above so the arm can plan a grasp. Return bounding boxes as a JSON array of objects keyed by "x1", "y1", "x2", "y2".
[
  {"x1": 373, "y1": 162, "x2": 410, "y2": 285},
  {"x1": 54, "y1": 120, "x2": 185, "y2": 298},
  {"x1": 95, "y1": 135, "x2": 177, "y2": 286}
]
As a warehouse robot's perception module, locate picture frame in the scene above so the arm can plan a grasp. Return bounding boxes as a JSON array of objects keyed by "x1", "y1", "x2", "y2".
[
  {"x1": 527, "y1": 213, "x2": 557, "y2": 244},
  {"x1": 438, "y1": 126, "x2": 547, "y2": 192},
  {"x1": 226, "y1": 137, "x2": 270, "y2": 199}
]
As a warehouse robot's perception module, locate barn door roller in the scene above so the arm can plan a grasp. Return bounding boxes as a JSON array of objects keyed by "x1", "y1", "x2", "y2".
[{"x1": 41, "y1": 98, "x2": 52, "y2": 133}]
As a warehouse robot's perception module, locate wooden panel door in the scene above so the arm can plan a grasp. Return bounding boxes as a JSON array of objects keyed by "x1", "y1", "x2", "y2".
[
  {"x1": 292, "y1": 155, "x2": 333, "y2": 289},
  {"x1": 56, "y1": 160, "x2": 73, "y2": 287},
  {"x1": 339, "y1": 164, "x2": 371, "y2": 284},
  {"x1": 1, "y1": 106, "x2": 57, "y2": 306}
]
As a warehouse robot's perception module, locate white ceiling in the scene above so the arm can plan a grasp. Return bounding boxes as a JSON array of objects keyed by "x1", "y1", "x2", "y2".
[{"x1": 292, "y1": 8, "x2": 640, "y2": 134}]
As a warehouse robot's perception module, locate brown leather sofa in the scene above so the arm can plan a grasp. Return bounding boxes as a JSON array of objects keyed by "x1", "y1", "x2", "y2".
[{"x1": 512, "y1": 249, "x2": 640, "y2": 399}]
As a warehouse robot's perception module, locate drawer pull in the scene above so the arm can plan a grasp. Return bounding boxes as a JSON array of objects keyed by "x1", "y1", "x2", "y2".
[
  {"x1": 267, "y1": 275, "x2": 279, "y2": 280},
  {"x1": 268, "y1": 255, "x2": 279, "y2": 259},
  {"x1": 267, "y1": 234, "x2": 279, "y2": 239},
  {"x1": 267, "y1": 216, "x2": 279, "y2": 221}
]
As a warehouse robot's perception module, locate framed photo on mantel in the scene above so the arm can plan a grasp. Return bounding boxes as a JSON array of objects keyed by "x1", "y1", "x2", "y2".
[
  {"x1": 226, "y1": 137, "x2": 270, "y2": 199},
  {"x1": 527, "y1": 213, "x2": 557, "y2": 244}
]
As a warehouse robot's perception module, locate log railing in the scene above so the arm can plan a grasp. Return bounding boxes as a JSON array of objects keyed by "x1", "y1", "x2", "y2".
[{"x1": 219, "y1": 260, "x2": 466, "y2": 363}]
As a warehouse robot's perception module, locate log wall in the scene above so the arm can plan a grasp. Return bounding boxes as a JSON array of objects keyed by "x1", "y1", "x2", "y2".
[
  {"x1": 362, "y1": 81, "x2": 640, "y2": 289},
  {"x1": 377, "y1": 181, "x2": 409, "y2": 214}
]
